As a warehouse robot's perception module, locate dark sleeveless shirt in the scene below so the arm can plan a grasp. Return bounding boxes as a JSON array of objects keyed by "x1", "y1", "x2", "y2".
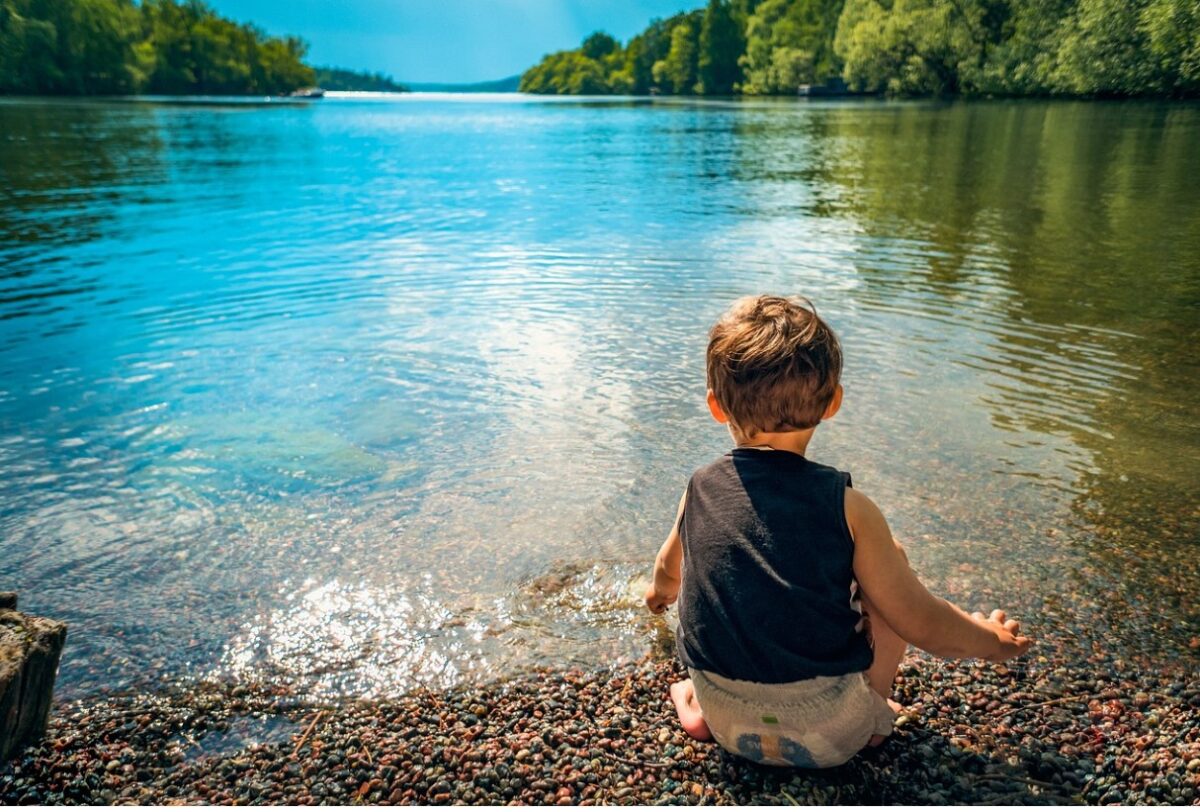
[{"x1": 675, "y1": 448, "x2": 874, "y2": 683}]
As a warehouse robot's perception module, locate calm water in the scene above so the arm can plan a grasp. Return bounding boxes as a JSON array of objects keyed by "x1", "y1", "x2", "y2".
[{"x1": 2, "y1": 95, "x2": 1197, "y2": 699}]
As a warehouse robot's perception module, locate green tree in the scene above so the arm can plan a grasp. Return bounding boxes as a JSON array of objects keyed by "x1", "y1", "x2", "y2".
[
  {"x1": 135, "y1": 0, "x2": 312, "y2": 95},
  {"x1": 1050, "y1": 0, "x2": 1157, "y2": 94},
  {"x1": 0, "y1": 0, "x2": 142, "y2": 94},
  {"x1": 834, "y1": 0, "x2": 986, "y2": 94},
  {"x1": 1048, "y1": 0, "x2": 1200, "y2": 95},
  {"x1": 0, "y1": 0, "x2": 315, "y2": 96},
  {"x1": 741, "y1": 0, "x2": 845, "y2": 94},
  {"x1": 653, "y1": 18, "x2": 700, "y2": 93},
  {"x1": 0, "y1": 0, "x2": 60, "y2": 92},
  {"x1": 625, "y1": 13, "x2": 696, "y2": 92},
  {"x1": 519, "y1": 49, "x2": 610, "y2": 94},
  {"x1": 1140, "y1": 0, "x2": 1200, "y2": 93},
  {"x1": 974, "y1": 0, "x2": 1071, "y2": 94},
  {"x1": 518, "y1": 0, "x2": 1200, "y2": 97},
  {"x1": 313, "y1": 66, "x2": 408, "y2": 92},
  {"x1": 697, "y1": 0, "x2": 744, "y2": 94},
  {"x1": 61, "y1": 0, "x2": 141, "y2": 93},
  {"x1": 581, "y1": 31, "x2": 619, "y2": 60}
]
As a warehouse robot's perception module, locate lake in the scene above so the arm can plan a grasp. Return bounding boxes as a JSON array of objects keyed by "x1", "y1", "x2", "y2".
[{"x1": 1, "y1": 94, "x2": 1197, "y2": 700}]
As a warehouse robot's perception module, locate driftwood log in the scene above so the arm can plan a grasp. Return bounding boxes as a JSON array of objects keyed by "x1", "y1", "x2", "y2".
[{"x1": 0, "y1": 594, "x2": 67, "y2": 762}]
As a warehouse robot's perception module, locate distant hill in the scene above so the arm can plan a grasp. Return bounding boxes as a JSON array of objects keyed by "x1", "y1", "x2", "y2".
[
  {"x1": 314, "y1": 67, "x2": 408, "y2": 93},
  {"x1": 404, "y1": 75, "x2": 522, "y2": 93}
]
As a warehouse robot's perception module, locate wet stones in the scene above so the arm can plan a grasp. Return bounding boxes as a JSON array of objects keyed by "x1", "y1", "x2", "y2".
[
  {"x1": 0, "y1": 597, "x2": 67, "y2": 762},
  {"x1": 2, "y1": 651, "x2": 1199, "y2": 805}
]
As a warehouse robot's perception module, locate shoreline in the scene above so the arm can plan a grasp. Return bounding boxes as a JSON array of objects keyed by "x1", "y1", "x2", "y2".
[
  {"x1": 4, "y1": 92, "x2": 1200, "y2": 104},
  {"x1": 2, "y1": 653, "x2": 1197, "y2": 805}
]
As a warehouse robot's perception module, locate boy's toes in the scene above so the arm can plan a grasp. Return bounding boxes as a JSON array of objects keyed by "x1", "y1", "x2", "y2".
[
  {"x1": 669, "y1": 680, "x2": 690, "y2": 704},
  {"x1": 669, "y1": 680, "x2": 713, "y2": 742}
]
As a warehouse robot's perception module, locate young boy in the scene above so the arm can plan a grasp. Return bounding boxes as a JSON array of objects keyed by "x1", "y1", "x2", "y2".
[{"x1": 645, "y1": 295, "x2": 1032, "y2": 769}]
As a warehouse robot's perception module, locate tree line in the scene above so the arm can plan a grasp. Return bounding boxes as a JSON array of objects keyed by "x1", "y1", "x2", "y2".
[
  {"x1": 0, "y1": 0, "x2": 315, "y2": 95},
  {"x1": 520, "y1": 0, "x2": 1200, "y2": 97},
  {"x1": 313, "y1": 67, "x2": 408, "y2": 93}
]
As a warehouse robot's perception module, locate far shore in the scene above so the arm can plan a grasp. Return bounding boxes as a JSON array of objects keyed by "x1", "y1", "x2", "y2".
[{"x1": 5, "y1": 92, "x2": 1200, "y2": 106}]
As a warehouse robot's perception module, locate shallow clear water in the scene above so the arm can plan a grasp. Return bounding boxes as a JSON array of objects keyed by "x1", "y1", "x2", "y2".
[{"x1": 2, "y1": 95, "x2": 1197, "y2": 699}]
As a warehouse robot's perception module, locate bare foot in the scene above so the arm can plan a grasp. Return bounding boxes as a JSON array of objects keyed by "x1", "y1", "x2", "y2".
[
  {"x1": 867, "y1": 699, "x2": 905, "y2": 747},
  {"x1": 669, "y1": 679, "x2": 713, "y2": 742}
]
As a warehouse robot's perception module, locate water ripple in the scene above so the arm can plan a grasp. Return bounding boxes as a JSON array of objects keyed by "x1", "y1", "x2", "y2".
[{"x1": 1, "y1": 97, "x2": 1197, "y2": 697}]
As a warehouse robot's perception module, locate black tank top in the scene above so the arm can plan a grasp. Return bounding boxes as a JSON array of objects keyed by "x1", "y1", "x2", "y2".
[{"x1": 676, "y1": 447, "x2": 873, "y2": 683}]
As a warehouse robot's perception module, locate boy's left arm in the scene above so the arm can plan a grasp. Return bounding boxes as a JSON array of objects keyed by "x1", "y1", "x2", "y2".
[{"x1": 645, "y1": 489, "x2": 687, "y2": 614}]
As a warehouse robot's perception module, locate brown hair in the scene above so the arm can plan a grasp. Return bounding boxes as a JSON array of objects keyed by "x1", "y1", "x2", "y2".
[{"x1": 706, "y1": 295, "x2": 842, "y2": 433}]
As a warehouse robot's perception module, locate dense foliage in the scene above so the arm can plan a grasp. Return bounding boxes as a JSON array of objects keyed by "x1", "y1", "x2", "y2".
[
  {"x1": 313, "y1": 67, "x2": 407, "y2": 93},
  {"x1": 0, "y1": 0, "x2": 314, "y2": 95},
  {"x1": 520, "y1": 0, "x2": 1200, "y2": 97}
]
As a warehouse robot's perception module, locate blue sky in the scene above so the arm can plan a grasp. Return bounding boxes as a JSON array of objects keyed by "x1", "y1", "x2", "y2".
[{"x1": 206, "y1": 0, "x2": 697, "y2": 84}]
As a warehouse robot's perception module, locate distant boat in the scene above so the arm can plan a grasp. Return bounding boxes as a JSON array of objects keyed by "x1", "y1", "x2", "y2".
[
  {"x1": 796, "y1": 77, "x2": 863, "y2": 97},
  {"x1": 288, "y1": 87, "x2": 326, "y2": 99}
]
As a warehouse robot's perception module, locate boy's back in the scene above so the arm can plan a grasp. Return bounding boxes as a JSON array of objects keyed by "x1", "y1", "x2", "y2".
[
  {"x1": 645, "y1": 295, "x2": 1032, "y2": 768},
  {"x1": 677, "y1": 447, "x2": 871, "y2": 683}
]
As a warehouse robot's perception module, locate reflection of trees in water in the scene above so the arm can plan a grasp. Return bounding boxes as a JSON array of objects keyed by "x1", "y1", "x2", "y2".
[
  {"x1": 737, "y1": 101, "x2": 1200, "y2": 655},
  {"x1": 0, "y1": 102, "x2": 166, "y2": 250},
  {"x1": 0, "y1": 102, "x2": 166, "y2": 337},
  {"x1": 0, "y1": 101, "x2": 303, "y2": 335}
]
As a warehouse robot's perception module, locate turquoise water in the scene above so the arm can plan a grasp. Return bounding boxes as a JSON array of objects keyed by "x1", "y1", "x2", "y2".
[{"x1": 2, "y1": 95, "x2": 1197, "y2": 698}]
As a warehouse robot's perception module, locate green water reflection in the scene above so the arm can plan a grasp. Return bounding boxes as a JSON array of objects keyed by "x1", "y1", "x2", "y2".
[{"x1": 784, "y1": 101, "x2": 1200, "y2": 659}]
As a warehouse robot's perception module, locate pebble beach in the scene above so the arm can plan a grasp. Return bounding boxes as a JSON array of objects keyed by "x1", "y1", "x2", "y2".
[{"x1": 3, "y1": 647, "x2": 1198, "y2": 806}]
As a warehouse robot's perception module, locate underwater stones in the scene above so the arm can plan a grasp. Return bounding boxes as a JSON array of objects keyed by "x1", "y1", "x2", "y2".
[{"x1": 0, "y1": 598, "x2": 67, "y2": 762}]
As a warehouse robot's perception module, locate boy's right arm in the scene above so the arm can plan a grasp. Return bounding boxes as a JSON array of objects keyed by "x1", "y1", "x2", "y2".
[
  {"x1": 645, "y1": 489, "x2": 688, "y2": 615},
  {"x1": 846, "y1": 487, "x2": 1032, "y2": 662}
]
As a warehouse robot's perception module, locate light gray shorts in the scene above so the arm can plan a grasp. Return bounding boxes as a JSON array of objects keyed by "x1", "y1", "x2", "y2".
[{"x1": 688, "y1": 667, "x2": 896, "y2": 769}]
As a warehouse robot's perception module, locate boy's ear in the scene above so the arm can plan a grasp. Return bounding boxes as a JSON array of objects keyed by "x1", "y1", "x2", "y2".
[
  {"x1": 706, "y1": 390, "x2": 729, "y2": 424},
  {"x1": 822, "y1": 384, "x2": 843, "y2": 420}
]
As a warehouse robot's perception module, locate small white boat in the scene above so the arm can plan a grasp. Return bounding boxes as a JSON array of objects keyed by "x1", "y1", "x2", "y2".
[{"x1": 288, "y1": 87, "x2": 326, "y2": 99}]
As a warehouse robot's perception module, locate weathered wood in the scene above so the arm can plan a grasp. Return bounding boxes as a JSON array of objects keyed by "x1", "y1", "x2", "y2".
[{"x1": 0, "y1": 600, "x2": 67, "y2": 762}]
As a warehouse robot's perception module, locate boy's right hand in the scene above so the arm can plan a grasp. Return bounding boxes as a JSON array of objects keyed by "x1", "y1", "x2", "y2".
[
  {"x1": 972, "y1": 609, "x2": 1033, "y2": 661},
  {"x1": 644, "y1": 584, "x2": 677, "y2": 615}
]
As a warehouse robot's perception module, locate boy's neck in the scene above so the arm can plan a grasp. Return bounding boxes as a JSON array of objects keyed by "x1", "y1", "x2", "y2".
[{"x1": 733, "y1": 427, "x2": 817, "y2": 457}]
